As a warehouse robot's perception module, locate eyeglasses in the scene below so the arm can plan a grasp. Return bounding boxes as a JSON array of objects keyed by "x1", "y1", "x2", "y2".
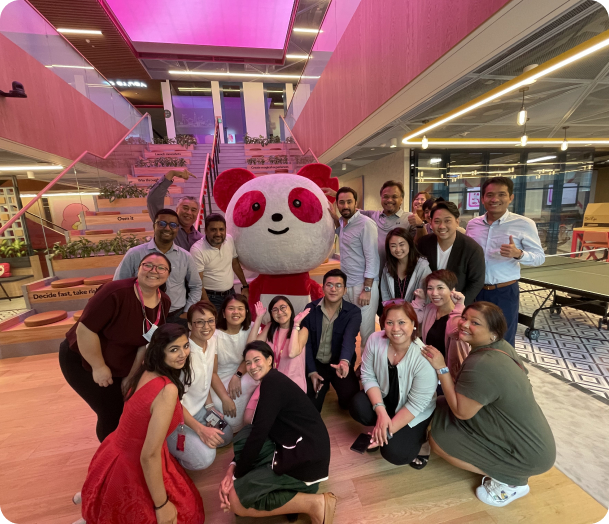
[
  {"x1": 155, "y1": 220, "x2": 179, "y2": 230},
  {"x1": 324, "y1": 282, "x2": 344, "y2": 290},
  {"x1": 192, "y1": 319, "x2": 216, "y2": 328},
  {"x1": 271, "y1": 305, "x2": 289, "y2": 314},
  {"x1": 140, "y1": 262, "x2": 170, "y2": 274}
]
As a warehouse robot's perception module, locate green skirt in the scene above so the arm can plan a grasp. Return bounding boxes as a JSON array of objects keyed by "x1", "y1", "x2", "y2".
[{"x1": 233, "y1": 425, "x2": 319, "y2": 511}]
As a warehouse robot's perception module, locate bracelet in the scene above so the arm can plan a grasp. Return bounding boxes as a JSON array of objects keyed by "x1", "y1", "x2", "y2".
[
  {"x1": 437, "y1": 367, "x2": 450, "y2": 375},
  {"x1": 372, "y1": 402, "x2": 385, "y2": 411},
  {"x1": 154, "y1": 496, "x2": 169, "y2": 511},
  {"x1": 241, "y1": 284, "x2": 249, "y2": 288},
  {"x1": 293, "y1": 325, "x2": 301, "y2": 330},
  {"x1": 205, "y1": 403, "x2": 214, "y2": 410}
]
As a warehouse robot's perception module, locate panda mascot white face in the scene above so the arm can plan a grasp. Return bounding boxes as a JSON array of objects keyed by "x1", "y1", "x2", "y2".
[{"x1": 221, "y1": 172, "x2": 336, "y2": 275}]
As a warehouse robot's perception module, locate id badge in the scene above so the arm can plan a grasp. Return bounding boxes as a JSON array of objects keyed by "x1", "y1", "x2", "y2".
[{"x1": 143, "y1": 322, "x2": 158, "y2": 342}]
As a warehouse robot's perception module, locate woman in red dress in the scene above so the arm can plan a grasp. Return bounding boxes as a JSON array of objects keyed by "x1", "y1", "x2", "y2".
[{"x1": 81, "y1": 324, "x2": 205, "y2": 524}]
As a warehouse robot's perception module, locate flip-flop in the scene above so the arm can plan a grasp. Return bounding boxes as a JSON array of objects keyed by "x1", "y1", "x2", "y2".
[
  {"x1": 409, "y1": 455, "x2": 429, "y2": 470},
  {"x1": 323, "y1": 492, "x2": 338, "y2": 524}
]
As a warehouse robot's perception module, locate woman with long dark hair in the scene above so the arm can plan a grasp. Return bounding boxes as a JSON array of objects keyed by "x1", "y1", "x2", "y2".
[
  {"x1": 59, "y1": 252, "x2": 172, "y2": 442},
  {"x1": 80, "y1": 324, "x2": 205, "y2": 524},
  {"x1": 380, "y1": 227, "x2": 431, "y2": 304},
  {"x1": 248, "y1": 296, "x2": 310, "y2": 392},
  {"x1": 219, "y1": 341, "x2": 336, "y2": 524},
  {"x1": 422, "y1": 302, "x2": 555, "y2": 507}
]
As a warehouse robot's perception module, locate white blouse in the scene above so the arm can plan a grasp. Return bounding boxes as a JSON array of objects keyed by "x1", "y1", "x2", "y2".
[{"x1": 215, "y1": 327, "x2": 252, "y2": 381}]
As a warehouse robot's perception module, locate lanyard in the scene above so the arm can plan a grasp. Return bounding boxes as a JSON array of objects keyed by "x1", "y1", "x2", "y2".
[
  {"x1": 135, "y1": 280, "x2": 161, "y2": 331},
  {"x1": 273, "y1": 329, "x2": 290, "y2": 369}
]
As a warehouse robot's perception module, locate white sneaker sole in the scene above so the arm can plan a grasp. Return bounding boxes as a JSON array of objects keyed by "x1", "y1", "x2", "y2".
[{"x1": 476, "y1": 483, "x2": 530, "y2": 507}]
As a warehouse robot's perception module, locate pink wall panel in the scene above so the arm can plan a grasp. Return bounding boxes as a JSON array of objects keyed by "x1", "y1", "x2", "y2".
[
  {"x1": 291, "y1": 0, "x2": 512, "y2": 157},
  {"x1": 0, "y1": 33, "x2": 129, "y2": 160}
]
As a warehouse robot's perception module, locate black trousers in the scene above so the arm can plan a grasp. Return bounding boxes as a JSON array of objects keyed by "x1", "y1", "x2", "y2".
[
  {"x1": 349, "y1": 390, "x2": 432, "y2": 466},
  {"x1": 58, "y1": 339, "x2": 124, "y2": 443},
  {"x1": 306, "y1": 361, "x2": 360, "y2": 412},
  {"x1": 205, "y1": 289, "x2": 235, "y2": 313},
  {"x1": 166, "y1": 307, "x2": 189, "y2": 328}
]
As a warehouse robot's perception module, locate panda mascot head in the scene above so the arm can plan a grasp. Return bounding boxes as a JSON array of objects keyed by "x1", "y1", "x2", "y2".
[{"x1": 213, "y1": 164, "x2": 339, "y2": 275}]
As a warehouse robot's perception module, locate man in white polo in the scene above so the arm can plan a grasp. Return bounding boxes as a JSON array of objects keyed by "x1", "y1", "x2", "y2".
[{"x1": 190, "y1": 213, "x2": 250, "y2": 311}]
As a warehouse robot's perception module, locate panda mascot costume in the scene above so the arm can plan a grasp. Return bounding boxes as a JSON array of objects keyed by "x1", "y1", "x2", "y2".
[{"x1": 213, "y1": 163, "x2": 339, "y2": 321}]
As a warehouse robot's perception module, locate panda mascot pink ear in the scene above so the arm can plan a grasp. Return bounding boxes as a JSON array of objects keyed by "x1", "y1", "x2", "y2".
[
  {"x1": 213, "y1": 168, "x2": 256, "y2": 213},
  {"x1": 297, "y1": 163, "x2": 339, "y2": 203}
]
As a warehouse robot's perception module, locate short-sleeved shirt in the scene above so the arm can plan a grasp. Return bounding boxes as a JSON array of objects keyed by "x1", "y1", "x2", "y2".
[
  {"x1": 66, "y1": 277, "x2": 171, "y2": 377},
  {"x1": 182, "y1": 336, "x2": 217, "y2": 416},
  {"x1": 190, "y1": 234, "x2": 238, "y2": 292}
]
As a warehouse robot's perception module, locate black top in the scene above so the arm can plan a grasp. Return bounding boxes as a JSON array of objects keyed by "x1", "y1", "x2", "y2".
[
  {"x1": 393, "y1": 274, "x2": 412, "y2": 300},
  {"x1": 384, "y1": 360, "x2": 400, "y2": 418},
  {"x1": 302, "y1": 297, "x2": 362, "y2": 374},
  {"x1": 234, "y1": 369, "x2": 331, "y2": 482},
  {"x1": 426, "y1": 315, "x2": 450, "y2": 357},
  {"x1": 416, "y1": 231, "x2": 485, "y2": 305}
]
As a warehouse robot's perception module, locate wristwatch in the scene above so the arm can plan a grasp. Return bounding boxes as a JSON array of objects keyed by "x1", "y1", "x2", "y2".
[
  {"x1": 241, "y1": 284, "x2": 249, "y2": 289},
  {"x1": 235, "y1": 371, "x2": 243, "y2": 378},
  {"x1": 416, "y1": 224, "x2": 424, "y2": 229},
  {"x1": 437, "y1": 367, "x2": 450, "y2": 375},
  {"x1": 364, "y1": 286, "x2": 372, "y2": 292}
]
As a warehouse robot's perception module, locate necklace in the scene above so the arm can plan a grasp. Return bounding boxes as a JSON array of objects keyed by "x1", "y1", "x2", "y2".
[{"x1": 389, "y1": 342, "x2": 408, "y2": 365}]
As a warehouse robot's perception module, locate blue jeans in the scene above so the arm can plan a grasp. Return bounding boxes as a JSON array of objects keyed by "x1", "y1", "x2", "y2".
[
  {"x1": 476, "y1": 282, "x2": 519, "y2": 347},
  {"x1": 167, "y1": 406, "x2": 233, "y2": 470}
]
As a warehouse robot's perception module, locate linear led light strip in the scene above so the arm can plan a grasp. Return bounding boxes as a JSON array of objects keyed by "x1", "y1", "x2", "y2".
[
  {"x1": 169, "y1": 71, "x2": 319, "y2": 79},
  {"x1": 46, "y1": 65, "x2": 94, "y2": 70},
  {"x1": 177, "y1": 88, "x2": 286, "y2": 93},
  {"x1": 20, "y1": 192, "x2": 100, "y2": 197},
  {"x1": 0, "y1": 165, "x2": 64, "y2": 171},
  {"x1": 406, "y1": 139, "x2": 609, "y2": 146},
  {"x1": 57, "y1": 28, "x2": 102, "y2": 35},
  {"x1": 402, "y1": 30, "x2": 609, "y2": 144}
]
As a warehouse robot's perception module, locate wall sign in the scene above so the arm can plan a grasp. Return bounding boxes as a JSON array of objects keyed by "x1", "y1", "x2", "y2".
[{"x1": 109, "y1": 80, "x2": 148, "y2": 88}]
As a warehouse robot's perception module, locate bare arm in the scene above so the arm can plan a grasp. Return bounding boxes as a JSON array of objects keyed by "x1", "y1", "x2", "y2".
[
  {"x1": 289, "y1": 326, "x2": 308, "y2": 358},
  {"x1": 198, "y1": 271, "x2": 210, "y2": 302},
  {"x1": 76, "y1": 323, "x2": 112, "y2": 387},
  {"x1": 210, "y1": 355, "x2": 236, "y2": 418},
  {"x1": 232, "y1": 257, "x2": 248, "y2": 288},
  {"x1": 122, "y1": 345, "x2": 147, "y2": 396},
  {"x1": 141, "y1": 383, "x2": 179, "y2": 523}
]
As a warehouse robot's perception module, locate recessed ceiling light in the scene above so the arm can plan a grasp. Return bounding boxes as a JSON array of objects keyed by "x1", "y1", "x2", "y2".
[
  {"x1": 390, "y1": 138, "x2": 398, "y2": 148},
  {"x1": 293, "y1": 28, "x2": 321, "y2": 34},
  {"x1": 169, "y1": 70, "x2": 319, "y2": 80},
  {"x1": 57, "y1": 28, "x2": 102, "y2": 35},
  {"x1": 343, "y1": 158, "x2": 352, "y2": 161}
]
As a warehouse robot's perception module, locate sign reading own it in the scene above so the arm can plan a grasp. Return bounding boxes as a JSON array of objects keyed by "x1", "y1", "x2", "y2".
[{"x1": 30, "y1": 286, "x2": 100, "y2": 303}]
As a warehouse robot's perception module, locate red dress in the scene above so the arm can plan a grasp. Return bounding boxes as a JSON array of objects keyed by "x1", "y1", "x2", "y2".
[{"x1": 82, "y1": 376, "x2": 205, "y2": 524}]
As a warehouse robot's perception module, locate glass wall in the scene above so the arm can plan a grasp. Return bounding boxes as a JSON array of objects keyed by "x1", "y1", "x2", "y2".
[
  {"x1": 220, "y1": 83, "x2": 246, "y2": 143},
  {"x1": 0, "y1": 0, "x2": 143, "y2": 129},
  {"x1": 411, "y1": 149, "x2": 594, "y2": 254},
  {"x1": 170, "y1": 81, "x2": 216, "y2": 144}
]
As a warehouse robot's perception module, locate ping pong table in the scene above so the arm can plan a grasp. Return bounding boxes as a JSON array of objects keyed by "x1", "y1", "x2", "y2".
[{"x1": 519, "y1": 253, "x2": 609, "y2": 341}]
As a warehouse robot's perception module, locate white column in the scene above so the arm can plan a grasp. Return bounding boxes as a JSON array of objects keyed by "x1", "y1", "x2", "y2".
[
  {"x1": 285, "y1": 83, "x2": 294, "y2": 107},
  {"x1": 403, "y1": 148, "x2": 411, "y2": 210},
  {"x1": 211, "y1": 81, "x2": 225, "y2": 144},
  {"x1": 161, "y1": 80, "x2": 176, "y2": 139},
  {"x1": 242, "y1": 82, "x2": 267, "y2": 138}
]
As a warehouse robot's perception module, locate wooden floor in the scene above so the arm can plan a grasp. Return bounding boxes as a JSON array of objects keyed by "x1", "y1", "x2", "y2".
[{"x1": 0, "y1": 353, "x2": 606, "y2": 524}]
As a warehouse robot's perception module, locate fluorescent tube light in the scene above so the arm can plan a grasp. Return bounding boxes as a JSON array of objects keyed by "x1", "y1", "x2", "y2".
[
  {"x1": 0, "y1": 165, "x2": 64, "y2": 171},
  {"x1": 57, "y1": 28, "x2": 102, "y2": 35},
  {"x1": 293, "y1": 28, "x2": 320, "y2": 34},
  {"x1": 47, "y1": 65, "x2": 94, "y2": 70},
  {"x1": 20, "y1": 192, "x2": 100, "y2": 197},
  {"x1": 286, "y1": 54, "x2": 310, "y2": 59},
  {"x1": 527, "y1": 156, "x2": 556, "y2": 163},
  {"x1": 169, "y1": 71, "x2": 319, "y2": 80}
]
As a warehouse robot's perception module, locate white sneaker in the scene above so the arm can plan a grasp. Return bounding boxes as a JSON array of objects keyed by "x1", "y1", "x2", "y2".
[{"x1": 475, "y1": 476, "x2": 530, "y2": 507}]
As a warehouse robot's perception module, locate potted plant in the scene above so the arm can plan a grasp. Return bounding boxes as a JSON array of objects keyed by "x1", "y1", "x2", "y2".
[
  {"x1": 0, "y1": 239, "x2": 32, "y2": 268},
  {"x1": 99, "y1": 182, "x2": 148, "y2": 203}
]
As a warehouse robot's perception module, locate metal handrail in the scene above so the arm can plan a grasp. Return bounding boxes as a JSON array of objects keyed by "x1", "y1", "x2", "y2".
[
  {"x1": 25, "y1": 211, "x2": 68, "y2": 232},
  {"x1": 0, "y1": 112, "x2": 151, "y2": 237},
  {"x1": 280, "y1": 115, "x2": 319, "y2": 163},
  {"x1": 195, "y1": 117, "x2": 222, "y2": 229}
]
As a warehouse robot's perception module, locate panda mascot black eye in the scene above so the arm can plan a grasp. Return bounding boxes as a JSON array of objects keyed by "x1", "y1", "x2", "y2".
[
  {"x1": 292, "y1": 199, "x2": 301, "y2": 208},
  {"x1": 252, "y1": 202, "x2": 261, "y2": 211}
]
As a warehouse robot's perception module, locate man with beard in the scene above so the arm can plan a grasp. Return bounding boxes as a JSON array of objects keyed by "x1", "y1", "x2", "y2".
[
  {"x1": 147, "y1": 169, "x2": 203, "y2": 250},
  {"x1": 334, "y1": 187, "x2": 379, "y2": 349},
  {"x1": 190, "y1": 213, "x2": 250, "y2": 311},
  {"x1": 114, "y1": 209, "x2": 202, "y2": 327}
]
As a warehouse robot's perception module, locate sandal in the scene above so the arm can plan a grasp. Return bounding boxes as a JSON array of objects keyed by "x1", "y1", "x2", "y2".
[
  {"x1": 409, "y1": 455, "x2": 429, "y2": 470},
  {"x1": 323, "y1": 492, "x2": 337, "y2": 524}
]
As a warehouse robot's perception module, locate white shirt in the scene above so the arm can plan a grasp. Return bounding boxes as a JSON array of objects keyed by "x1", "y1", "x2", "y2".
[
  {"x1": 215, "y1": 327, "x2": 252, "y2": 381},
  {"x1": 182, "y1": 336, "x2": 217, "y2": 417},
  {"x1": 190, "y1": 234, "x2": 238, "y2": 291},
  {"x1": 436, "y1": 244, "x2": 453, "y2": 270},
  {"x1": 466, "y1": 210, "x2": 545, "y2": 285},
  {"x1": 337, "y1": 210, "x2": 380, "y2": 285}
]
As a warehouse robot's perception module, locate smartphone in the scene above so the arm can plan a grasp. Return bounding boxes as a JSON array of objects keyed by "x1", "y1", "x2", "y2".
[
  {"x1": 204, "y1": 409, "x2": 228, "y2": 431},
  {"x1": 350, "y1": 433, "x2": 372, "y2": 454}
]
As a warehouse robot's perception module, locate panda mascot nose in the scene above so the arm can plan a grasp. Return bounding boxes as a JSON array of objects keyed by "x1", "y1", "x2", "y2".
[{"x1": 271, "y1": 213, "x2": 283, "y2": 222}]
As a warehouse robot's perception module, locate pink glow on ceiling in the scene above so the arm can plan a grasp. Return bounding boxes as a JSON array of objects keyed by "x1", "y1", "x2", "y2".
[{"x1": 104, "y1": 0, "x2": 296, "y2": 50}]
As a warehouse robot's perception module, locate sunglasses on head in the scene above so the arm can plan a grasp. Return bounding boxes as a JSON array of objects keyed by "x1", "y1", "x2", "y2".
[
  {"x1": 156, "y1": 220, "x2": 179, "y2": 230},
  {"x1": 382, "y1": 298, "x2": 406, "y2": 307}
]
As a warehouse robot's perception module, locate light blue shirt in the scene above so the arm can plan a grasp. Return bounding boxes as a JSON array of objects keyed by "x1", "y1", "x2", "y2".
[
  {"x1": 466, "y1": 210, "x2": 545, "y2": 285},
  {"x1": 114, "y1": 239, "x2": 202, "y2": 312},
  {"x1": 337, "y1": 210, "x2": 380, "y2": 285}
]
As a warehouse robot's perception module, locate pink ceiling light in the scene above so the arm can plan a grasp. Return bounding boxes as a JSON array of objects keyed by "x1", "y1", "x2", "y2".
[{"x1": 101, "y1": 0, "x2": 298, "y2": 62}]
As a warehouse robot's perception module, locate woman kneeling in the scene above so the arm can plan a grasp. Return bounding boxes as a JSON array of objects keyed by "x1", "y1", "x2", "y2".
[
  {"x1": 422, "y1": 302, "x2": 556, "y2": 507},
  {"x1": 219, "y1": 341, "x2": 337, "y2": 524},
  {"x1": 349, "y1": 301, "x2": 437, "y2": 466}
]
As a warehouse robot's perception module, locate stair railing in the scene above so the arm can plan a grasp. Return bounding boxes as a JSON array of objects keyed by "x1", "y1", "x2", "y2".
[
  {"x1": 0, "y1": 112, "x2": 151, "y2": 238},
  {"x1": 195, "y1": 117, "x2": 222, "y2": 230},
  {"x1": 280, "y1": 116, "x2": 319, "y2": 171}
]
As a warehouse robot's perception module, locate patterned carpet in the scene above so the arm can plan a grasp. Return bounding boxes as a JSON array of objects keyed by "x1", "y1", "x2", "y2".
[{"x1": 517, "y1": 283, "x2": 609, "y2": 404}]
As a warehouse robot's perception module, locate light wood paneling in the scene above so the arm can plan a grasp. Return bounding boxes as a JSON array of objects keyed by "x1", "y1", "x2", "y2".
[
  {"x1": 0, "y1": 353, "x2": 605, "y2": 524},
  {"x1": 97, "y1": 197, "x2": 171, "y2": 209},
  {"x1": 291, "y1": 0, "x2": 511, "y2": 158},
  {"x1": 83, "y1": 214, "x2": 152, "y2": 226},
  {"x1": 0, "y1": 312, "x2": 76, "y2": 345},
  {"x1": 50, "y1": 254, "x2": 125, "y2": 272},
  {"x1": 67, "y1": 229, "x2": 153, "y2": 241}
]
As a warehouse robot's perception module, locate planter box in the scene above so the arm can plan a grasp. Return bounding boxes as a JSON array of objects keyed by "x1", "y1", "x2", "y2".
[
  {"x1": 148, "y1": 144, "x2": 194, "y2": 152},
  {"x1": 97, "y1": 197, "x2": 171, "y2": 208},
  {"x1": 0, "y1": 255, "x2": 44, "y2": 298},
  {"x1": 133, "y1": 166, "x2": 189, "y2": 175},
  {"x1": 81, "y1": 213, "x2": 152, "y2": 226},
  {"x1": 0, "y1": 256, "x2": 31, "y2": 268},
  {"x1": 144, "y1": 150, "x2": 192, "y2": 159},
  {"x1": 51, "y1": 254, "x2": 125, "y2": 272},
  {"x1": 129, "y1": 175, "x2": 184, "y2": 185}
]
